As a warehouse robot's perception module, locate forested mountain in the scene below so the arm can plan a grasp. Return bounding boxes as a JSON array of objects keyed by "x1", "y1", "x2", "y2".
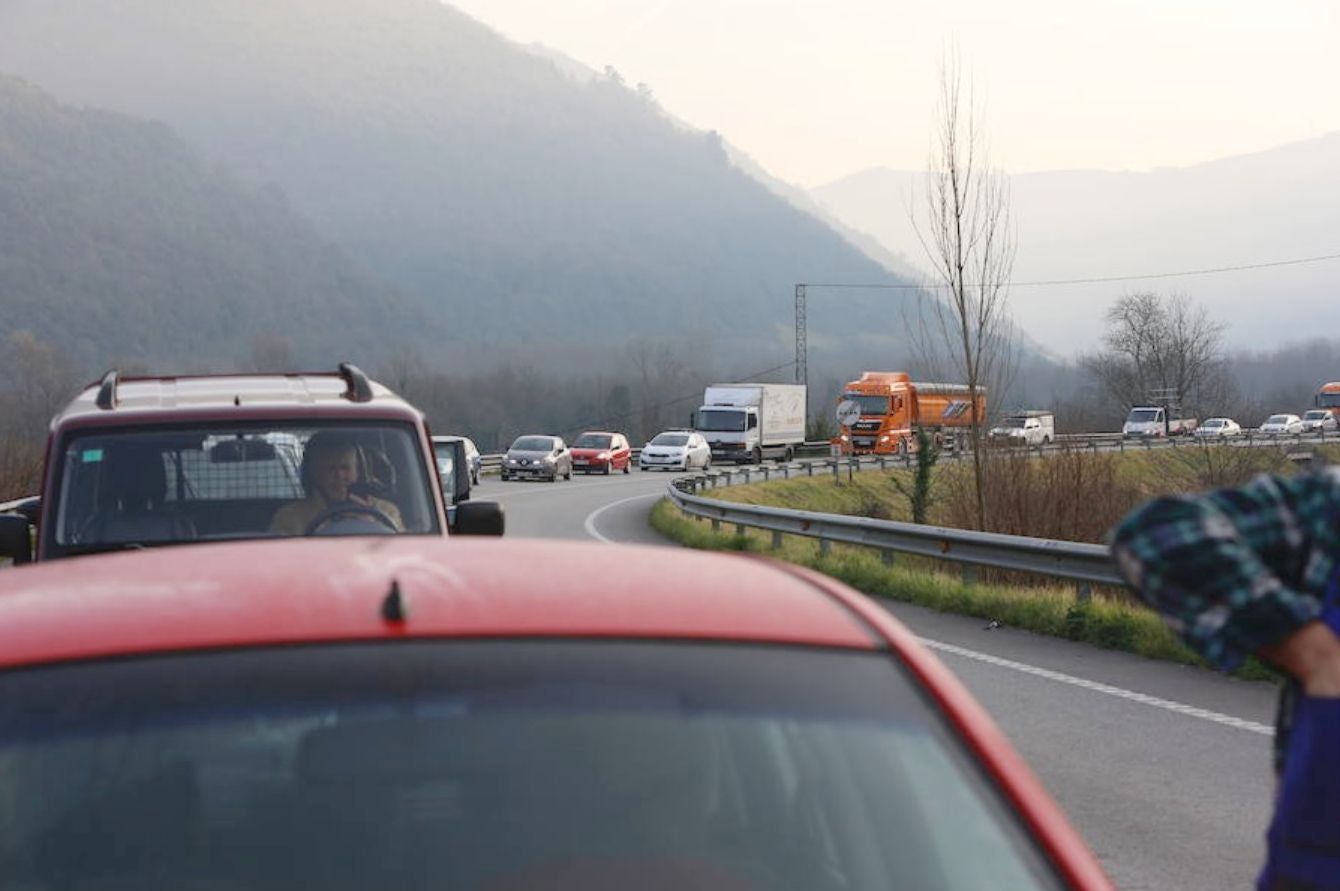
[
  {"x1": 812, "y1": 133, "x2": 1340, "y2": 352},
  {"x1": 0, "y1": 0, "x2": 922, "y2": 369},
  {"x1": 0, "y1": 76, "x2": 420, "y2": 371}
]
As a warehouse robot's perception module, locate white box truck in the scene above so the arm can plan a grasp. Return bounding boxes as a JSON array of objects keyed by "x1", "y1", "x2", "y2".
[{"x1": 694, "y1": 383, "x2": 807, "y2": 464}]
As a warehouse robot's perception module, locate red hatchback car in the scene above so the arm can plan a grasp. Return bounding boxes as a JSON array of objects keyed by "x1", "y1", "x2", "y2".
[
  {"x1": 571, "y1": 430, "x2": 632, "y2": 475},
  {"x1": 0, "y1": 539, "x2": 1112, "y2": 890}
]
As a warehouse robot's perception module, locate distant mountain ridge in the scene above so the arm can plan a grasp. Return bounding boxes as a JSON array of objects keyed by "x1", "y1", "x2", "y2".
[
  {"x1": 0, "y1": 0, "x2": 925, "y2": 369},
  {"x1": 0, "y1": 75, "x2": 419, "y2": 371},
  {"x1": 811, "y1": 133, "x2": 1340, "y2": 352}
]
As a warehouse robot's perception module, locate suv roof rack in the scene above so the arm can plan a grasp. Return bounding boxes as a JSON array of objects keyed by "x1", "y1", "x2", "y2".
[
  {"x1": 94, "y1": 370, "x2": 119, "y2": 410},
  {"x1": 339, "y1": 363, "x2": 374, "y2": 403}
]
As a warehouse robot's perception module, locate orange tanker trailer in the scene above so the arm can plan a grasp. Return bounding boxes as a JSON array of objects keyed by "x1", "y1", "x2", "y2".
[{"x1": 832, "y1": 372, "x2": 986, "y2": 456}]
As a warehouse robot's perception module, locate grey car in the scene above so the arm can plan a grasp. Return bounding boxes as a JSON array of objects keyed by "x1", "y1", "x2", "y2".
[{"x1": 500, "y1": 434, "x2": 573, "y2": 482}]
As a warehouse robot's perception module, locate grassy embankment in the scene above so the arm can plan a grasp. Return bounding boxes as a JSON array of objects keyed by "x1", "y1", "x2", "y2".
[{"x1": 653, "y1": 443, "x2": 1340, "y2": 680}]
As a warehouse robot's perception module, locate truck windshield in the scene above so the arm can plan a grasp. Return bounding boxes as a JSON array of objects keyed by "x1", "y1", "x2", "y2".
[
  {"x1": 1126, "y1": 409, "x2": 1160, "y2": 423},
  {"x1": 1001, "y1": 418, "x2": 1027, "y2": 429},
  {"x1": 696, "y1": 409, "x2": 747, "y2": 432},
  {"x1": 1319, "y1": 392, "x2": 1340, "y2": 409},
  {"x1": 844, "y1": 394, "x2": 890, "y2": 415},
  {"x1": 49, "y1": 422, "x2": 438, "y2": 556}
]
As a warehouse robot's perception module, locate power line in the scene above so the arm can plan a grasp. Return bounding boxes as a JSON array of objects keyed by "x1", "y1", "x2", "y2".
[{"x1": 801, "y1": 250, "x2": 1340, "y2": 291}]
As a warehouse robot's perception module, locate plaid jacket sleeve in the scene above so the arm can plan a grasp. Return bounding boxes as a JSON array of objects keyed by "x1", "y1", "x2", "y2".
[{"x1": 1111, "y1": 467, "x2": 1340, "y2": 671}]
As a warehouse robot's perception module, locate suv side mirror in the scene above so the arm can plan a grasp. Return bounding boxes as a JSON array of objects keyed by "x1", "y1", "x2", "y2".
[
  {"x1": 452, "y1": 501, "x2": 504, "y2": 536},
  {"x1": 0, "y1": 514, "x2": 34, "y2": 565}
]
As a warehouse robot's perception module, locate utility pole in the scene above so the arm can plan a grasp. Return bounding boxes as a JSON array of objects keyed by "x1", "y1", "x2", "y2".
[
  {"x1": 794, "y1": 283, "x2": 807, "y2": 388},
  {"x1": 795, "y1": 283, "x2": 808, "y2": 427}
]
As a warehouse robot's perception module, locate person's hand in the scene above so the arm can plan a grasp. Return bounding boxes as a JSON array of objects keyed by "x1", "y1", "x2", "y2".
[
  {"x1": 1260, "y1": 621, "x2": 1340, "y2": 697},
  {"x1": 1303, "y1": 651, "x2": 1340, "y2": 697}
]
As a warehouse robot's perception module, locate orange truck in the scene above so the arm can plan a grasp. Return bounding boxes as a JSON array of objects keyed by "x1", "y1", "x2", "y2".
[
  {"x1": 1318, "y1": 381, "x2": 1340, "y2": 416},
  {"x1": 832, "y1": 372, "x2": 985, "y2": 456}
]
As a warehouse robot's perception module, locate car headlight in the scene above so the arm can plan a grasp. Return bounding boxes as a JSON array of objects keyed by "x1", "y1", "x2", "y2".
[
  {"x1": 840, "y1": 434, "x2": 849, "y2": 441},
  {"x1": 878, "y1": 435, "x2": 890, "y2": 442}
]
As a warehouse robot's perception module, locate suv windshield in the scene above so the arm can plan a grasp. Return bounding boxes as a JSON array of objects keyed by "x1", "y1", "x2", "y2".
[
  {"x1": 50, "y1": 422, "x2": 437, "y2": 556},
  {"x1": 0, "y1": 641, "x2": 1061, "y2": 890},
  {"x1": 574, "y1": 434, "x2": 612, "y2": 449}
]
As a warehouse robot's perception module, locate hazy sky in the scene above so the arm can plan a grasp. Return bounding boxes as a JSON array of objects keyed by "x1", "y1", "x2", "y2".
[{"x1": 449, "y1": 0, "x2": 1340, "y2": 187}]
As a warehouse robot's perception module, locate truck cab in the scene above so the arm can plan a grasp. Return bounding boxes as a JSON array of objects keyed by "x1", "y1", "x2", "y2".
[
  {"x1": 0, "y1": 364, "x2": 502, "y2": 564},
  {"x1": 1122, "y1": 407, "x2": 1166, "y2": 438},
  {"x1": 834, "y1": 372, "x2": 984, "y2": 456},
  {"x1": 694, "y1": 383, "x2": 806, "y2": 465}
]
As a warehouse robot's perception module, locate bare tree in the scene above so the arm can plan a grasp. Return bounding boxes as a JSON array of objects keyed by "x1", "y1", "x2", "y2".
[
  {"x1": 911, "y1": 51, "x2": 1017, "y2": 530},
  {"x1": 1084, "y1": 292, "x2": 1225, "y2": 418}
]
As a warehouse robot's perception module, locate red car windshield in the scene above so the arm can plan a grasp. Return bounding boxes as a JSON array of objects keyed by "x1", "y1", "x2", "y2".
[
  {"x1": 0, "y1": 641, "x2": 1062, "y2": 890},
  {"x1": 574, "y1": 434, "x2": 613, "y2": 449}
]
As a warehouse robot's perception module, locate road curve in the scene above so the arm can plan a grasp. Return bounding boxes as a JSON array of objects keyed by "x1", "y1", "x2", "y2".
[{"x1": 487, "y1": 468, "x2": 1280, "y2": 890}]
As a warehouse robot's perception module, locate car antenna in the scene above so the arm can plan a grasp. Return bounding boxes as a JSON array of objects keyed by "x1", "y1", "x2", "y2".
[{"x1": 381, "y1": 579, "x2": 408, "y2": 623}]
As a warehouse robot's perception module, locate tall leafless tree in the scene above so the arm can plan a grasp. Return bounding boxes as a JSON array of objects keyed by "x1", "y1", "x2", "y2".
[
  {"x1": 911, "y1": 51, "x2": 1017, "y2": 530},
  {"x1": 1084, "y1": 292, "x2": 1226, "y2": 418}
]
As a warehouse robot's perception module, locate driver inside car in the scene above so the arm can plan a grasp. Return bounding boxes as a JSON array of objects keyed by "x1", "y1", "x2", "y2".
[{"x1": 269, "y1": 432, "x2": 404, "y2": 536}]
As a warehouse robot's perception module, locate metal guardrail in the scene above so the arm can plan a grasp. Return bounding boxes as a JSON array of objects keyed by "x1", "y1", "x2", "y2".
[
  {"x1": 664, "y1": 457, "x2": 1129, "y2": 591},
  {"x1": 661, "y1": 428, "x2": 1334, "y2": 587},
  {"x1": 476, "y1": 428, "x2": 1335, "y2": 473}
]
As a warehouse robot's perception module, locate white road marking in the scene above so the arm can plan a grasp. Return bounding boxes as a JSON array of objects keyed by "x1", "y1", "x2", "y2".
[
  {"x1": 920, "y1": 638, "x2": 1274, "y2": 736},
  {"x1": 583, "y1": 492, "x2": 667, "y2": 543}
]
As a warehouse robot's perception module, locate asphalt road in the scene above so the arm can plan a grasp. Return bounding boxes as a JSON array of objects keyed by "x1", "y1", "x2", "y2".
[{"x1": 480, "y1": 468, "x2": 1280, "y2": 890}]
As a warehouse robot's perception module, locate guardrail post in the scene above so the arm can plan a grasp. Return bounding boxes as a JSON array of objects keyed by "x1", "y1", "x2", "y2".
[
  {"x1": 711, "y1": 518, "x2": 721, "y2": 532},
  {"x1": 771, "y1": 530, "x2": 783, "y2": 550},
  {"x1": 961, "y1": 564, "x2": 977, "y2": 586},
  {"x1": 831, "y1": 460, "x2": 840, "y2": 483},
  {"x1": 742, "y1": 469, "x2": 751, "y2": 485},
  {"x1": 1076, "y1": 583, "x2": 1092, "y2": 603},
  {"x1": 806, "y1": 461, "x2": 814, "y2": 477},
  {"x1": 735, "y1": 523, "x2": 746, "y2": 537},
  {"x1": 819, "y1": 538, "x2": 831, "y2": 557},
  {"x1": 762, "y1": 467, "x2": 771, "y2": 482},
  {"x1": 782, "y1": 464, "x2": 790, "y2": 479},
  {"x1": 882, "y1": 550, "x2": 895, "y2": 567},
  {"x1": 878, "y1": 456, "x2": 887, "y2": 471}
]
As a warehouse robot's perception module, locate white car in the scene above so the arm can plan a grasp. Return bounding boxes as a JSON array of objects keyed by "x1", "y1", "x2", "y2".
[
  {"x1": 1194, "y1": 417, "x2": 1242, "y2": 438},
  {"x1": 1259, "y1": 414, "x2": 1304, "y2": 436},
  {"x1": 1301, "y1": 410, "x2": 1338, "y2": 433},
  {"x1": 639, "y1": 431, "x2": 711, "y2": 471}
]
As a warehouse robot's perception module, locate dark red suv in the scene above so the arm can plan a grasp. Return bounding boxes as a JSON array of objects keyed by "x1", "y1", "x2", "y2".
[{"x1": 0, "y1": 363, "x2": 501, "y2": 562}]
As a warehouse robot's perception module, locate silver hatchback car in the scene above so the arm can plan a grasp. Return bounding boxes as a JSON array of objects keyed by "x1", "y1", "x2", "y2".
[{"x1": 501, "y1": 435, "x2": 573, "y2": 482}]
